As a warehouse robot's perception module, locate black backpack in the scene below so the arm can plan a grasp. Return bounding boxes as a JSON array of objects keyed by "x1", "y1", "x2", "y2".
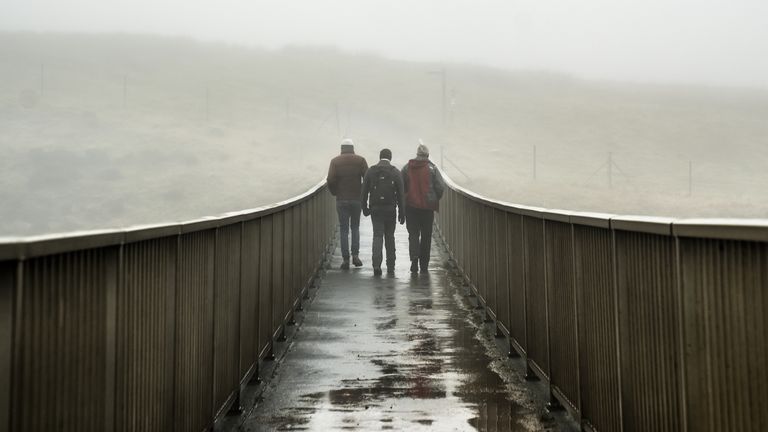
[{"x1": 370, "y1": 166, "x2": 397, "y2": 206}]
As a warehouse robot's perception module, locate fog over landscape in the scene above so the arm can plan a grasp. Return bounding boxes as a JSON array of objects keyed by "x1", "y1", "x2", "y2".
[{"x1": 1, "y1": 0, "x2": 767, "y2": 235}]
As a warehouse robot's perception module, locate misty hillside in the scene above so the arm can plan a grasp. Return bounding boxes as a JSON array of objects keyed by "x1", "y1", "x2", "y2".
[{"x1": 1, "y1": 33, "x2": 768, "y2": 236}]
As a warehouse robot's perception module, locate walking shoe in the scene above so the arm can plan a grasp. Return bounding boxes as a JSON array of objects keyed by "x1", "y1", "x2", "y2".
[
  {"x1": 352, "y1": 255, "x2": 363, "y2": 267},
  {"x1": 386, "y1": 267, "x2": 395, "y2": 275},
  {"x1": 373, "y1": 267, "x2": 383, "y2": 276},
  {"x1": 410, "y1": 260, "x2": 419, "y2": 273},
  {"x1": 420, "y1": 260, "x2": 429, "y2": 273},
  {"x1": 340, "y1": 259, "x2": 350, "y2": 270}
]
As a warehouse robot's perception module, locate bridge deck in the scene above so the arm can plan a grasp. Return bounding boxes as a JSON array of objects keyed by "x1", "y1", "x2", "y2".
[{"x1": 236, "y1": 222, "x2": 575, "y2": 431}]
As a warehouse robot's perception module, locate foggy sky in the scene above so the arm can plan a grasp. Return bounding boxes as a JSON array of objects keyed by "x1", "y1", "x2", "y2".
[{"x1": 2, "y1": 0, "x2": 767, "y2": 88}]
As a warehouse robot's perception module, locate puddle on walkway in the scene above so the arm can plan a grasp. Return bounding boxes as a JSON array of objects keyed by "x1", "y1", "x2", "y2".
[{"x1": 240, "y1": 228, "x2": 566, "y2": 431}]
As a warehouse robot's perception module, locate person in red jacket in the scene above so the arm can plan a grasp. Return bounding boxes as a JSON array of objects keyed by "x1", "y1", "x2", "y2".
[
  {"x1": 327, "y1": 138, "x2": 369, "y2": 269},
  {"x1": 401, "y1": 141, "x2": 445, "y2": 273}
]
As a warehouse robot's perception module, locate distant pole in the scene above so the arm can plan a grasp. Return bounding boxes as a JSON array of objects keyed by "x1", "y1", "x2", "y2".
[
  {"x1": 346, "y1": 109, "x2": 351, "y2": 137},
  {"x1": 440, "y1": 146, "x2": 444, "y2": 170},
  {"x1": 428, "y1": 68, "x2": 447, "y2": 126},
  {"x1": 122, "y1": 76, "x2": 127, "y2": 108},
  {"x1": 533, "y1": 145, "x2": 537, "y2": 180},
  {"x1": 449, "y1": 87, "x2": 456, "y2": 125},
  {"x1": 205, "y1": 87, "x2": 209, "y2": 121},
  {"x1": 285, "y1": 98, "x2": 290, "y2": 123},
  {"x1": 688, "y1": 160, "x2": 693, "y2": 196},
  {"x1": 608, "y1": 152, "x2": 613, "y2": 189},
  {"x1": 440, "y1": 67, "x2": 447, "y2": 126},
  {"x1": 335, "y1": 102, "x2": 341, "y2": 137}
]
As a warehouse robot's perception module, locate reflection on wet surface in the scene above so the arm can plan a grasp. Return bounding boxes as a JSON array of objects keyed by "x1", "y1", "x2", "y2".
[{"x1": 241, "y1": 225, "x2": 566, "y2": 431}]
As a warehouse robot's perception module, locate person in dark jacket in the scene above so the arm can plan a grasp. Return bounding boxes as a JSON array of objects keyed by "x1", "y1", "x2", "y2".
[
  {"x1": 361, "y1": 148, "x2": 405, "y2": 276},
  {"x1": 402, "y1": 141, "x2": 444, "y2": 273},
  {"x1": 327, "y1": 138, "x2": 369, "y2": 270}
]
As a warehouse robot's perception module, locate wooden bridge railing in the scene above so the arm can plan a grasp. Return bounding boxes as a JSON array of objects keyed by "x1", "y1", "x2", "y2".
[
  {"x1": 436, "y1": 170, "x2": 767, "y2": 432},
  {"x1": 0, "y1": 181, "x2": 336, "y2": 432}
]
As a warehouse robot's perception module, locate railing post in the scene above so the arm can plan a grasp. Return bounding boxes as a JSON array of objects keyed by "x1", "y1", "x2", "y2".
[
  {"x1": 470, "y1": 201, "x2": 478, "y2": 293},
  {"x1": 171, "y1": 234, "x2": 181, "y2": 424},
  {"x1": 674, "y1": 236, "x2": 688, "y2": 432},
  {"x1": 610, "y1": 228, "x2": 625, "y2": 431},
  {"x1": 282, "y1": 207, "x2": 293, "y2": 328},
  {"x1": 305, "y1": 201, "x2": 310, "y2": 293},
  {"x1": 522, "y1": 215, "x2": 535, "y2": 380},
  {"x1": 542, "y1": 219, "x2": 556, "y2": 407},
  {"x1": 509, "y1": 212, "x2": 526, "y2": 358},
  {"x1": 241, "y1": 219, "x2": 261, "y2": 384},
  {"x1": 272, "y1": 212, "x2": 285, "y2": 343},
  {"x1": 570, "y1": 223, "x2": 582, "y2": 420},
  {"x1": 311, "y1": 197, "x2": 316, "y2": 268},
  {"x1": 211, "y1": 227, "x2": 219, "y2": 418},
  {"x1": 103, "y1": 247, "x2": 120, "y2": 432},
  {"x1": 493, "y1": 208, "x2": 509, "y2": 338},
  {"x1": 292, "y1": 204, "x2": 302, "y2": 312},
  {"x1": 482, "y1": 206, "x2": 494, "y2": 319},
  {"x1": 457, "y1": 193, "x2": 463, "y2": 273},
  {"x1": 235, "y1": 221, "x2": 245, "y2": 409},
  {"x1": 0, "y1": 261, "x2": 15, "y2": 432},
  {"x1": 258, "y1": 216, "x2": 273, "y2": 360},
  {"x1": 302, "y1": 202, "x2": 311, "y2": 298},
  {"x1": 229, "y1": 222, "x2": 245, "y2": 414},
  {"x1": 9, "y1": 260, "x2": 23, "y2": 432}
]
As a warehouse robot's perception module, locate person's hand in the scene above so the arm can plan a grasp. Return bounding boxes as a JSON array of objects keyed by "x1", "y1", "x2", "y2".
[
  {"x1": 362, "y1": 207, "x2": 371, "y2": 217},
  {"x1": 398, "y1": 213, "x2": 405, "y2": 225}
]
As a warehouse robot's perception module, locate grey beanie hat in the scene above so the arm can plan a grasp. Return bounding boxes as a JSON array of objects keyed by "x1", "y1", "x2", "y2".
[{"x1": 417, "y1": 139, "x2": 429, "y2": 157}]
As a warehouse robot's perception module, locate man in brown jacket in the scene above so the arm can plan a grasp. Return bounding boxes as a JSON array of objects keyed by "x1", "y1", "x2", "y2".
[{"x1": 327, "y1": 138, "x2": 369, "y2": 269}]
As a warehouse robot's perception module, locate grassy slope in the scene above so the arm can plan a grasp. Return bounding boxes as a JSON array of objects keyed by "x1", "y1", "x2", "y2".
[{"x1": 1, "y1": 33, "x2": 767, "y2": 235}]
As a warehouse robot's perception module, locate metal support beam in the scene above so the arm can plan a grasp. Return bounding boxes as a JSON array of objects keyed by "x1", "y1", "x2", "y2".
[{"x1": 0, "y1": 261, "x2": 15, "y2": 432}]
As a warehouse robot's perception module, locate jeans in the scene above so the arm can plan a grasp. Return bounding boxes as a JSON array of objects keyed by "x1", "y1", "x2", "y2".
[
  {"x1": 371, "y1": 210, "x2": 397, "y2": 269},
  {"x1": 336, "y1": 200, "x2": 361, "y2": 259},
  {"x1": 405, "y1": 206, "x2": 434, "y2": 268}
]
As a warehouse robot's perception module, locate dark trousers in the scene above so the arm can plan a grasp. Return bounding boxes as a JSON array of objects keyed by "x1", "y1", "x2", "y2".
[
  {"x1": 336, "y1": 200, "x2": 361, "y2": 259},
  {"x1": 406, "y1": 206, "x2": 434, "y2": 267},
  {"x1": 371, "y1": 210, "x2": 396, "y2": 269}
]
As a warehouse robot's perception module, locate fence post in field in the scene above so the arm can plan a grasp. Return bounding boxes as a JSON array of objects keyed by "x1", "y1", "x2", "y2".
[
  {"x1": 608, "y1": 152, "x2": 613, "y2": 189},
  {"x1": 205, "y1": 87, "x2": 210, "y2": 121},
  {"x1": 688, "y1": 160, "x2": 693, "y2": 197}
]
